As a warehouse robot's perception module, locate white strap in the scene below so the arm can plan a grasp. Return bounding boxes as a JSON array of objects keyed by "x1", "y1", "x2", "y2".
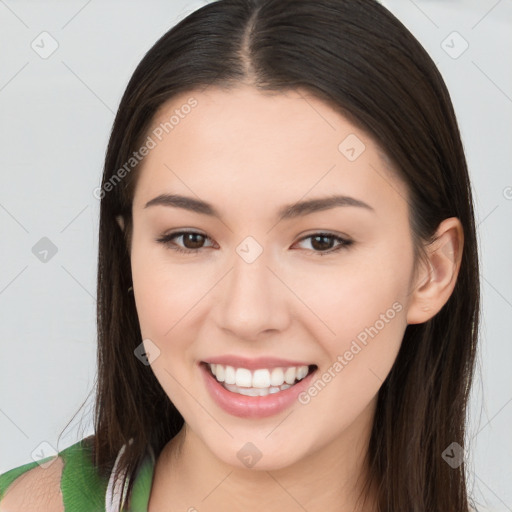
[{"x1": 105, "y1": 438, "x2": 134, "y2": 512}]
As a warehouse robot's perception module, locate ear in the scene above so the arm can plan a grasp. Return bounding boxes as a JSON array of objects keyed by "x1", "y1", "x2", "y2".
[
  {"x1": 116, "y1": 215, "x2": 125, "y2": 232},
  {"x1": 406, "y1": 217, "x2": 464, "y2": 325}
]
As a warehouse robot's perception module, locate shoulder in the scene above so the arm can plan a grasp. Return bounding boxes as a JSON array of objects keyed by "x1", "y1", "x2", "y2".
[
  {"x1": 0, "y1": 436, "x2": 108, "y2": 512},
  {"x1": 0, "y1": 456, "x2": 65, "y2": 511}
]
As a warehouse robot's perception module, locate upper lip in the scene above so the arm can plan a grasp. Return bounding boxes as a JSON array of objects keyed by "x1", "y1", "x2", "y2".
[{"x1": 202, "y1": 355, "x2": 314, "y2": 370}]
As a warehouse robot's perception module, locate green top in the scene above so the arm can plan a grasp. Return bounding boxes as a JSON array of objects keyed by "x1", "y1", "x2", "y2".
[{"x1": 0, "y1": 437, "x2": 155, "y2": 511}]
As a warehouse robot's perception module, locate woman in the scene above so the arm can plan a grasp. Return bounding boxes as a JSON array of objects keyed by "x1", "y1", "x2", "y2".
[{"x1": 0, "y1": 0, "x2": 480, "y2": 510}]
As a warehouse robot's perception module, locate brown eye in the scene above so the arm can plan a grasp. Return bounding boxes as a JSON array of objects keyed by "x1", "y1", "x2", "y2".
[
  {"x1": 295, "y1": 233, "x2": 353, "y2": 256},
  {"x1": 310, "y1": 234, "x2": 336, "y2": 251},
  {"x1": 156, "y1": 231, "x2": 213, "y2": 254},
  {"x1": 179, "y1": 232, "x2": 207, "y2": 249}
]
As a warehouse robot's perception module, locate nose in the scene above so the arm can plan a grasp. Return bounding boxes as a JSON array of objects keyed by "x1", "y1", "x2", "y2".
[{"x1": 215, "y1": 243, "x2": 290, "y2": 341}]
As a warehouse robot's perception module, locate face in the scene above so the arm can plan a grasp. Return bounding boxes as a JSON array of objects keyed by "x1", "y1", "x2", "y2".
[{"x1": 128, "y1": 84, "x2": 417, "y2": 470}]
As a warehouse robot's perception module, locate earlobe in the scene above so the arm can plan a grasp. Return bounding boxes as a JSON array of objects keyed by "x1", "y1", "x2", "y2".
[{"x1": 406, "y1": 217, "x2": 464, "y2": 325}]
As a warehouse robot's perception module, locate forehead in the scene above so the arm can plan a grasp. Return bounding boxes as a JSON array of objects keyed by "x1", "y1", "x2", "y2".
[{"x1": 132, "y1": 85, "x2": 409, "y2": 221}]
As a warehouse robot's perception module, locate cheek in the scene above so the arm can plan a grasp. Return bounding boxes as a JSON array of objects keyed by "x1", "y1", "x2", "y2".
[
  {"x1": 290, "y1": 245, "x2": 412, "y2": 418},
  {"x1": 130, "y1": 239, "x2": 206, "y2": 339},
  {"x1": 289, "y1": 252, "x2": 410, "y2": 343},
  {"x1": 130, "y1": 245, "x2": 202, "y2": 407},
  {"x1": 291, "y1": 272, "x2": 408, "y2": 440},
  {"x1": 287, "y1": 244, "x2": 412, "y2": 398}
]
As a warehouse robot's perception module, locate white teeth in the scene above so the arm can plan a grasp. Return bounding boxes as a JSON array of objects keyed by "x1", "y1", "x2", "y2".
[
  {"x1": 284, "y1": 367, "x2": 296, "y2": 384},
  {"x1": 215, "y1": 364, "x2": 225, "y2": 382},
  {"x1": 224, "y1": 365, "x2": 236, "y2": 385},
  {"x1": 235, "y1": 368, "x2": 252, "y2": 387},
  {"x1": 270, "y1": 368, "x2": 284, "y2": 386},
  {"x1": 207, "y1": 363, "x2": 311, "y2": 391},
  {"x1": 297, "y1": 366, "x2": 308, "y2": 380},
  {"x1": 223, "y1": 382, "x2": 293, "y2": 396},
  {"x1": 252, "y1": 369, "x2": 270, "y2": 388}
]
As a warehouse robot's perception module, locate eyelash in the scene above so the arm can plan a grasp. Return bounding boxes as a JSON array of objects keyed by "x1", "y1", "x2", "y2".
[{"x1": 155, "y1": 230, "x2": 353, "y2": 256}]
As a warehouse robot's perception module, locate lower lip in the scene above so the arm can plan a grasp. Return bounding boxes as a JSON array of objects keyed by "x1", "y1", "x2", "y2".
[{"x1": 199, "y1": 363, "x2": 317, "y2": 419}]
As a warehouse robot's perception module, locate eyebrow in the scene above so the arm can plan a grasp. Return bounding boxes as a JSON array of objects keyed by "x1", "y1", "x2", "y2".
[{"x1": 144, "y1": 193, "x2": 374, "y2": 220}]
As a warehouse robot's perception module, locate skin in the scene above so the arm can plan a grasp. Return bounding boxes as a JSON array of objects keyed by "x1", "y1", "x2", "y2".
[{"x1": 117, "y1": 84, "x2": 463, "y2": 512}]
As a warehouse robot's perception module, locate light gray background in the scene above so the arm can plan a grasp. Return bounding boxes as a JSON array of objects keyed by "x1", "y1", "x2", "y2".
[{"x1": 0, "y1": 1, "x2": 511, "y2": 510}]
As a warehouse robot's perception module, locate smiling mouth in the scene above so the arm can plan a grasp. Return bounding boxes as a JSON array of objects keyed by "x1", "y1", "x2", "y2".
[{"x1": 202, "y1": 362, "x2": 318, "y2": 397}]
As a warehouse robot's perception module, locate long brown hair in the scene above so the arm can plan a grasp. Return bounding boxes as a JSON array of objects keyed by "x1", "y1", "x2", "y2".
[{"x1": 65, "y1": 0, "x2": 481, "y2": 509}]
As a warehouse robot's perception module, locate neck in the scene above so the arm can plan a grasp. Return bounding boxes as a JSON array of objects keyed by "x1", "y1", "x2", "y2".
[{"x1": 149, "y1": 399, "x2": 379, "y2": 512}]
